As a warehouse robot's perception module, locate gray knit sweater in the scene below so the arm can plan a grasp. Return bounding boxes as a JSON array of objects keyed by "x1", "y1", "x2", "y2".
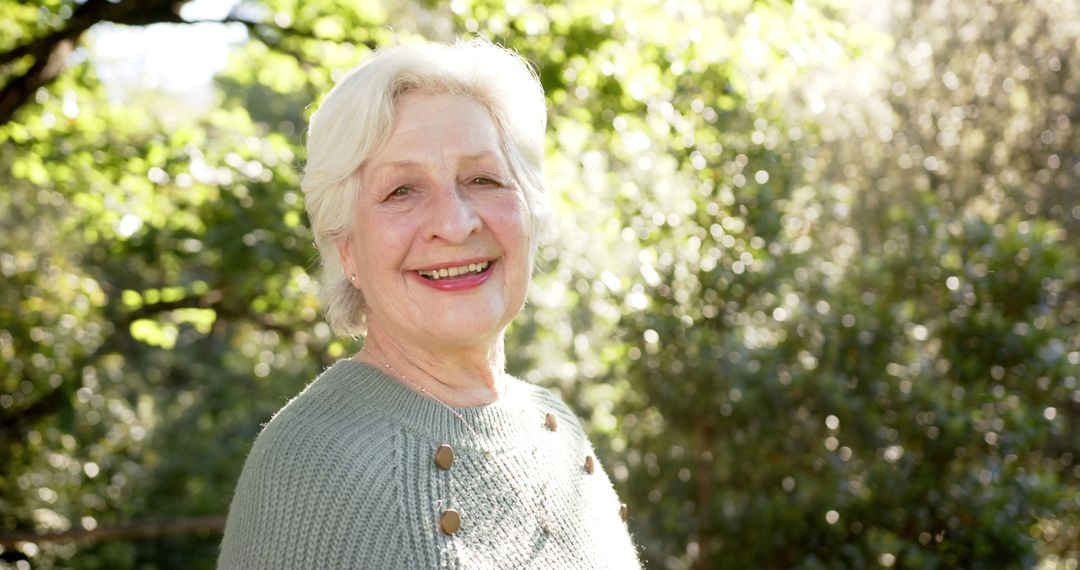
[{"x1": 217, "y1": 360, "x2": 641, "y2": 569}]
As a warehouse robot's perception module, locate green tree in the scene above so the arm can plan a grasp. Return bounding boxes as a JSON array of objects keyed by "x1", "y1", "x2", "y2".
[{"x1": 1, "y1": 0, "x2": 1077, "y2": 568}]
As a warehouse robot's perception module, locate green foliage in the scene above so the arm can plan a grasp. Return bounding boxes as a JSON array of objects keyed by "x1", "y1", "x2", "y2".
[{"x1": 1, "y1": 0, "x2": 1078, "y2": 568}]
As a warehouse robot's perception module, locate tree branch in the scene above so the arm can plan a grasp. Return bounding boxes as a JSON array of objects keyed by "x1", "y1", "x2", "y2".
[
  {"x1": 0, "y1": 38, "x2": 73, "y2": 127},
  {"x1": 0, "y1": 514, "x2": 226, "y2": 546},
  {"x1": 0, "y1": 289, "x2": 223, "y2": 435},
  {"x1": 1, "y1": 2, "x2": 378, "y2": 128},
  {"x1": 0, "y1": 0, "x2": 188, "y2": 127},
  {"x1": 125, "y1": 290, "x2": 225, "y2": 321},
  {"x1": 185, "y1": 16, "x2": 377, "y2": 68},
  {"x1": 0, "y1": 287, "x2": 321, "y2": 437}
]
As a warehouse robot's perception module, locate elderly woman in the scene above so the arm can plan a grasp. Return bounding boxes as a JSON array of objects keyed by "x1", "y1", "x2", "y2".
[{"x1": 217, "y1": 39, "x2": 640, "y2": 568}]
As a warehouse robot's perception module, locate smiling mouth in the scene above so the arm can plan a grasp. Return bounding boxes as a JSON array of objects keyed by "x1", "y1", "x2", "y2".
[{"x1": 416, "y1": 261, "x2": 492, "y2": 281}]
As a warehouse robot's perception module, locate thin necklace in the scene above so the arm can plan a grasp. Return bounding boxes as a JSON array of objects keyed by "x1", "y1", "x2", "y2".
[
  {"x1": 360, "y1": 347, "x2": 558, "y2": 534},
  {"x1": 361, "y1": 348, "x2": 502, "y2": 457}
]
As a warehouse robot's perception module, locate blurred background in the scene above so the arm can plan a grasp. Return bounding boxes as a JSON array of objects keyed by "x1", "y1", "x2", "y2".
[{"x1": 1, "y1": 0, "x2": 1078, "y2": 568}]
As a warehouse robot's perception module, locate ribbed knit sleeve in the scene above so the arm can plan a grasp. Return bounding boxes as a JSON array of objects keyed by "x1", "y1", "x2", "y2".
[
  {"x1": 218, "y1": 360, "x2": 641, "y2": 569},
  {"x1": 217, "y1": 372, "x2": 408, "y2": 569}
]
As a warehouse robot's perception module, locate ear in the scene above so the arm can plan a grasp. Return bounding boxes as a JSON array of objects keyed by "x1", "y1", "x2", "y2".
[{"x1": 335, "y1": 235, "x2": 359, "y2": 289}]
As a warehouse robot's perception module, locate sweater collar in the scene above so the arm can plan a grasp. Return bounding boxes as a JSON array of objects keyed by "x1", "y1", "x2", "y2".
[{"x1": 322, "y1": 359, "x2": 544, "y2": 449}]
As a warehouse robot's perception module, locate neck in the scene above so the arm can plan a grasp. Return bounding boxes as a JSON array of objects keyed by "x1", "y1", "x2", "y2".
[{"x1": 356, "y1": 331, "x2": 508, "y2": 408}]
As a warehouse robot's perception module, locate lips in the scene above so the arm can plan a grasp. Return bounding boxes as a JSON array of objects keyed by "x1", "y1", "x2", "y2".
[{"x1": 417, "y1": 260, "x2": 491, "y2": 281}]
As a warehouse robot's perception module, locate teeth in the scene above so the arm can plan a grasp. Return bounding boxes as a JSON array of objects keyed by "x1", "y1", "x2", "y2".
[{"x1": 419, "y1": 261, "x2": 489, "y2": 280}]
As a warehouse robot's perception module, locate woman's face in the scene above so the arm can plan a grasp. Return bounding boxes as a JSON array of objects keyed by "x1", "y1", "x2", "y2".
[{"x1": 337, "y1": 91, "x2": 533, "y2": 353}]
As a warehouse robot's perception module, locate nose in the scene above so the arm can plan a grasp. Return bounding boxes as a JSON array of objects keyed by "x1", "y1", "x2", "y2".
[{"x1": 422, "y1": 182, "x2": 482, "y2": 244}]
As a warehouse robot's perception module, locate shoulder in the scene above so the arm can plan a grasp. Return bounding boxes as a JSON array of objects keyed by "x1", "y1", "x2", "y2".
[
  {"x1": 219, "y1": 362, "x2": 409, "y2": 568},
  {"x1": 244, "y1": 362, "x2": 397, "y2": 473}
]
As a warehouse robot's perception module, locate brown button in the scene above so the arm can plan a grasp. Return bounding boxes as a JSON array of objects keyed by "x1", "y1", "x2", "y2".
[
  {"x1": 545, "y1": 412, "x2": 558, "y2": 431},
  {"x1": 584, "y1": 455, "x2": 595, "y2": 474},
  {"x1": 619, "y1": 503, "x2": 629, "y2": 521},
  {"x1": 439, "y1": 508, "x2": 461, "y2": 535},
  {"x1": 434, "y1": 444, "x2": 454, "y2": 470}
]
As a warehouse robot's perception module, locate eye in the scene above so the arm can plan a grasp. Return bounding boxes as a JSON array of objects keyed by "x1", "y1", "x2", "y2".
[
  {"x1": 469, "y1": 176, "x2": 504, "y2": 187},
  {"x1": 386, "y1": 185, "x2": 413, "y2": 199}
]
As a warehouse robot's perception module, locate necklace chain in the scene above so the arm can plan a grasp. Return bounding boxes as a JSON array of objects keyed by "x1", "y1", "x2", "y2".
[
  {"x1": 362, "y1": 348, "x2": 497, "y2": 455},
  {"x1": 360, "y1": 348, "x2": 557, "y2": 534}
]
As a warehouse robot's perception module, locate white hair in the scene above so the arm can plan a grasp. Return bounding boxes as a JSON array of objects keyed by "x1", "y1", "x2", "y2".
[{"x1": 300, "y1": 38, "x2": 549, "y2": 337}]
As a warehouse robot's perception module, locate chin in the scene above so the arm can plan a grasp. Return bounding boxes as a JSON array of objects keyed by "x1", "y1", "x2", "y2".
[{"x1": 422, "y1": 305, "x2": 517, "y2": 346}]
